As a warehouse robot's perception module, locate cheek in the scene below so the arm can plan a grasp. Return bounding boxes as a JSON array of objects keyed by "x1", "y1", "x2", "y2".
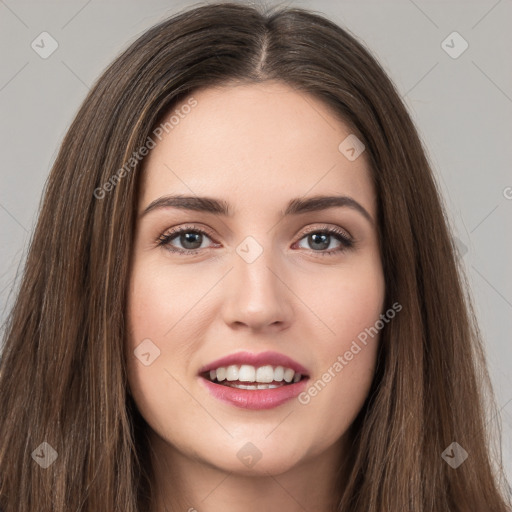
[
  {"x1": 297, "y1": 322, "x2": 381, "y2": 447},
  {"x1": 294, "y1": 255, "x2": 384, "y2": 436},
  {"x1": 127, "y1": 264, "x2": 179, "y2": 339},
  {"x1": 296, "y1": 250, "x2": 385, "y2": 350},
  {"x1": 126, "y1": 259, "x2": 212, "y2": 350},
  {"x1": 125, "y1": 259, "x2": 216, "y2": 427},
  {"x1": 125, "y1": 264, "x2": 181, "y2": 414}
]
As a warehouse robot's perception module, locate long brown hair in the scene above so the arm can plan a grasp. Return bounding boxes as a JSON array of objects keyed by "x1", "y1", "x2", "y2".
[{"x1": 0, "y1": 2, "x2": 510, "y2": 511}]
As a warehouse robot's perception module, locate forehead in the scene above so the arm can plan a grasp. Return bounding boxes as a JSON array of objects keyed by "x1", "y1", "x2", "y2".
[{"x1": 139, "y1": 81, "x2": 375, "y2": 217}]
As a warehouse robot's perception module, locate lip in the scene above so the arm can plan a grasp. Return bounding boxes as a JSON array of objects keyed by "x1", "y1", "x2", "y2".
[
  {"x1": 197, "y1": 350, "x2": 310, "y2": 375},
  {"x1": 199, "y1": 375, "x2": 310, "y2": 410},
  {"x1": 197, "y1": 350, "x2": 310, "y2": 410}
]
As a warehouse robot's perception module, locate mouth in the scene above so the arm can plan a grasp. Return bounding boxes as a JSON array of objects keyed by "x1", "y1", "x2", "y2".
[{"x1": 197, "y1": 351, "x2": 310, "y2": 410}]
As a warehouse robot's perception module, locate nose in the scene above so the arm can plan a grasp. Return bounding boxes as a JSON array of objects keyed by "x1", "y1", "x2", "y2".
[{"x1": 220, "y1": 245, "x2": 294, "y2": 332}]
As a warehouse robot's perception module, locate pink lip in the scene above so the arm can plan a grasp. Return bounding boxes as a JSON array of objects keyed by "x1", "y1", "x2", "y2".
[
  {"x1": 197, "y1": 350, "x2": 309, "y2": 375},
  {"x1": 199, "y1": 376, "x2": 309, "y2": 410},
  {"x1": 197, "y1": 350, "x2": 310, "y2": 410}
]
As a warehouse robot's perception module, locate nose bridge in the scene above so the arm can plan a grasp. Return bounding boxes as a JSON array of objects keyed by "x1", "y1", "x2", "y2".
[
  {"x1": 233, "y1": 233, "x2": 281, "y2": 300},
  {"x1": 222, "y1": 233, "x2": 293, "y2": 329}
]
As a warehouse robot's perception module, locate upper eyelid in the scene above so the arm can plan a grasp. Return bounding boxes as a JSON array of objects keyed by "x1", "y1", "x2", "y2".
[{"x1": 299, "y1": 224, "x2": 352, "y2": 239}]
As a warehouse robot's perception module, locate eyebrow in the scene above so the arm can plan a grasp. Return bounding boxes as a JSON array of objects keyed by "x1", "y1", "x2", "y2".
[{"x1": 141, "y1": 194, "x2": 374, "y2": 225}]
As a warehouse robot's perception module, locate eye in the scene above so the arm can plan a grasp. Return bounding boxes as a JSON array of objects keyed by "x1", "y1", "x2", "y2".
[
  {"x1": 293, "y1": 225, "x2": 354, "y2": 256},
  {"x1": 157, "y1": 224, "x2": 355, "y2": 256},
  {"x1": 157, "y1": 224, "x2": 218, "y2": 254}
]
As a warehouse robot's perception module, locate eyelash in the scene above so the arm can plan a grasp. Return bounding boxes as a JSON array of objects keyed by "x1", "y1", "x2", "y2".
[{"x1": 156, "y1": 224, "x2": 355, "y2": 257}]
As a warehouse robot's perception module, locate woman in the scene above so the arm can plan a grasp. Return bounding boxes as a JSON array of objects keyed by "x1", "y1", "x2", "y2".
[{"x1": 0, "y1": 2, "x2": 510, "y2": 511}]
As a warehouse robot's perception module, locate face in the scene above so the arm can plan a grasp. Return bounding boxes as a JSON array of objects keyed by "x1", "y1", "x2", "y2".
[{"x1": 126, "y1": 81, "x2": 385, "y2": 476}]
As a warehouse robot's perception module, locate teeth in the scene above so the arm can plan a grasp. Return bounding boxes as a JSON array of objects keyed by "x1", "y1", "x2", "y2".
[
  {"x1": 226, "y1": 365, "x2": 239, "y2": 381},
  {"x1": 274, "y1": 366, "x2": 284, "y2": 381},
  {"x1": 283, "y1": 368, "x2": 295, "y2": 383},
  {"x1": 239, "y1": 364, "x2": 256, "y2": 382},
  {"x1": 256, "y1": 365, "x2": 274, "y2": 383},
  {"x1": 205, "y1": 364, "x2": 304, "y2": 384}
]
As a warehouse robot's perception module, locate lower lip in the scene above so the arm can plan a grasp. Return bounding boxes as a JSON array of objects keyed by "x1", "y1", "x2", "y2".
[{"x1": 199, "y1": 376, "x2": 309, "y2": 410}]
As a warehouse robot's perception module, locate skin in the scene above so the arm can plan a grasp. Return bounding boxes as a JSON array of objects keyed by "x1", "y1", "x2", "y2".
[{"x1": 126, "y1": 81, "x2": 385, "y2": 512}]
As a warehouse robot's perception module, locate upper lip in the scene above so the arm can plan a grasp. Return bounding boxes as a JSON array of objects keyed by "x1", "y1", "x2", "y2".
[{"x1": 198, "y1": 350, "x2": 309, "y2": 376}]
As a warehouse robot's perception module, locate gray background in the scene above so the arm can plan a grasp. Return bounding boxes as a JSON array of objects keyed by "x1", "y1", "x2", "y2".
[{"x1": 1, "y1": 0, "x2": 511, "y2": 487}]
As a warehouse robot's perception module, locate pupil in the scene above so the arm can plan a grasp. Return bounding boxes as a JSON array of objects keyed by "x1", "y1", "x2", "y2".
[{"x1": 310, "y1": 233, "x2": 329, "y2": 250}]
